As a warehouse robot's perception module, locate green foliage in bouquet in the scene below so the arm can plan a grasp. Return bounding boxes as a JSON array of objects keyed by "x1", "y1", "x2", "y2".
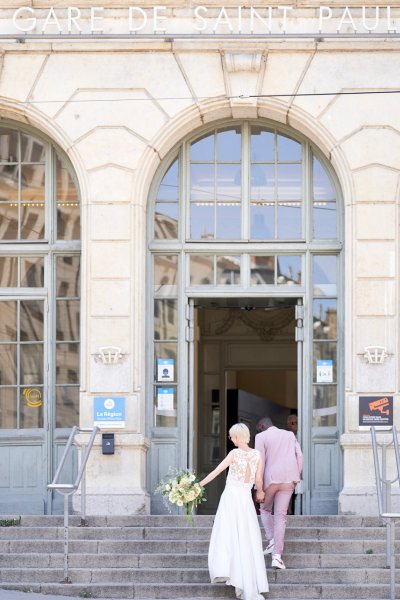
[{"x1": 156, "y1": 469, "x2": 207, "y2": 523}]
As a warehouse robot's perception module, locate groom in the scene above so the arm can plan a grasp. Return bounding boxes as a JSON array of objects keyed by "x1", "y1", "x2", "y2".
[{"x1": 255, "y1": 417, "x2": 303, "y2": 570}]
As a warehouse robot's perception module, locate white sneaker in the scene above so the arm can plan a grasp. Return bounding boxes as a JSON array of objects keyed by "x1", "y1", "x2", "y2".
[
  {"x1": 271, "y1": 554, "x2": 286, "y2": 569},
  {"x1": 263, "y1": 539, "x2": 274, "y2": 555}
]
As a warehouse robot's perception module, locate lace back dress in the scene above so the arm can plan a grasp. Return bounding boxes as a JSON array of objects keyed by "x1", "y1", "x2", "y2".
[{"x1": 208, "y1": 449, "x2": 269, "y2": 600}]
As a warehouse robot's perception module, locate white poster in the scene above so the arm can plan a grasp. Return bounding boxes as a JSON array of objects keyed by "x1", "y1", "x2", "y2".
[
  {"x1": 157, "y1": 358, "x2": 174, "y2": 382},
  {"x1": 316, "y1": 360, "x2": 333, "y2": 383},
  {"x1": 157, "y1": 388, "x2": 174, "y2": 412}
]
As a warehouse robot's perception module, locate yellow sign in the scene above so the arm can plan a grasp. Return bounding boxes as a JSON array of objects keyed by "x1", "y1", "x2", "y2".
[{"x1": 23, "y1": 388, "x2": 42, "y2": 408}]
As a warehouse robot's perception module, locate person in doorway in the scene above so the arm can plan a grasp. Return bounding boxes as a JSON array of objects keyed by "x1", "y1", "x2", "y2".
[
  {"x1": 255, "y1": 417, "x2": 303, "y2": 570},
  {"x1": 287, "y1": 414, "x2": 298, "y2": 437},
  {"x1": 200, "y1": 423, "x2": 269, "y2": 600}
]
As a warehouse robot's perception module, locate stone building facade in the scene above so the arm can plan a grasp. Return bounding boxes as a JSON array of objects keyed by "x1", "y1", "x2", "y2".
[{"x1": 0, "y1": 1, "x2": 399, "y2": 516}]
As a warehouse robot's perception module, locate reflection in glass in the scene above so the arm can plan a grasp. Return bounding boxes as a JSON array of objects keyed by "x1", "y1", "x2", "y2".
[
  {"x1": 56, "y1": 155, "x2": 80, "y2": 240},
  {"x1": 313, "y1": 385, "x2": 337, "y2": 426},
  {"x1": 0, "y1": 202, "x2": 18, "y2": 240},
  {"x1": 191, "y1": 133, "x2": 214, "y2": 161},
  {"x1": 217, "y1": 128, "x2": 241, "y2": 162},
  {"x1": 277, "y1": 203, "x2": 301, "y2": 239},
  {"x1": 277, "y1": 164, "x2": 302, "y2": 200},
  {"x1": 313, "y1": 255, "x2": 337, "y2": 296},
  {"x1": 56, "y1": 386, "x2": 79, "y2": 428},
  {"x1": 216, "y1": 204, "x2": 241, "y2": 239},
  {"x1": 313, "y1": 342, "x2": 337, "y2": 382},
  {"x1": 0, "y1": 345, "x2": 17, "y2": 384},
  {"x1": 154, "y1": 255, "x2": 178, "y2": 296},
  {"x1": 20, "y1": 300, "x2": 44, "y2": 341},
  {"x1": 190, "y1": 203, "x2": 214, "y2": 240},
  {"x1": 277, "y1": 135, "x2": 302, "y2": 162},
  {"x1": 216, "y1": 256, "x2": 240, "y2": 285},
  {"x1": 56, "y1": 343, "x2": 79, "y2": 384},
  {"x1": 277, "y1": 256, "x2": 301, "y2": 285},
  {"x1": 20, "y1": 386, "x2": 43, "y2": 428},
  {"x1": 155, "y1": 385, "x2": 177, "y2": 427},
  {"x1": 313, "y1": 201, "x2": 337, "y2": 239},
  {"x1": 56, "y1": 256, "x2": 80, "y2": 298},
  {"x1": 154, "y1": 299, "x2": 178, "y2": 340},
  {"x1": 21, "y1": 203, "x2": 45, "y2": 240},
  {"x1": 190, "y1": 164, "x2": 214, "y2": 201},
  {"x1": 21, "y1": 164, "x2": 45, "y2": 240},
  {"x1": 251, "y1": 164, "x2": 275, "y2": 200},
  {"x1": 0, "y1": 257, "x2": 17, "y2": 287},
  {"x1": 20, "y1": 344, "x2": 43, "y2": 384},
  {"x1": 154, "y1": 342, "x2": 177, "y2": 381},
  {"x1": 20, "y1": 134, "x2": 45, "y2": 163},
  {"x1": 190, "y1": 254, "x2": 214, "y2": 285},
  {"x1": 0, "y1": 130, "x2": 19, "y2": 163},
  {"x1": 251, "y1": 127, "x2": 274, "y2": 162},
  {"x1": 154, "y1": 203, "x2": 178, "y2": 240},
  {"x1": 251, "y1": 203, "x2": 274, "y2": 239},
  {"x1": 250, "y1": 255, "x2": 274, "y2": 285},
  {"x1": 313, "y1": 156, "x2": 335, "y2": 200},
  {"x1": 157, "y1": 159, "x2": 179, "y2": 201},
  {"x1": 313, "y1": 299, "x2": 337, "y2": 339},
  {"x1": 216, "y1": 164, "x2": 241, "y2": 200},
  {"x1": 0, "y1": 387, "x2": 17, "y2": 428},
  {"x1": 21, "y1": 257, "x2": 44, "y2": 287},
  {"x1": 0, "y1": 164, "x2": 19, "y2": 240},
  {"x1": 56, "y1": 300, "x2": 80, "y2": 341},
  {"x1": 0, "y1": 302, "x2": 17, "y2": 341}
]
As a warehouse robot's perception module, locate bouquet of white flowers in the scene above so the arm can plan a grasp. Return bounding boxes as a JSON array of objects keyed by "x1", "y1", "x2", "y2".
[{"x1": 156, "y1": 469, "x2": 206, "y2": 522}]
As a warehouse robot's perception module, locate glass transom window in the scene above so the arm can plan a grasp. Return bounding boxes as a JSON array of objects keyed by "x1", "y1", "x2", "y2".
[{"x1": 153, "y1": 122, "x2": 338, "y2": 243}]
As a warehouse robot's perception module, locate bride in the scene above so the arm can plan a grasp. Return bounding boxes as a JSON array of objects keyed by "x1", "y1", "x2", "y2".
[{"x1": 200, "y1": 423, "x2": 269, "y2": 600}]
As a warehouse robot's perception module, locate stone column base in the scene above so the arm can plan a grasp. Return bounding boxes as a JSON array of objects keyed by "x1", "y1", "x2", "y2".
[{"x1": 72, "y1": 432, "x2": 150, "y2": 516}]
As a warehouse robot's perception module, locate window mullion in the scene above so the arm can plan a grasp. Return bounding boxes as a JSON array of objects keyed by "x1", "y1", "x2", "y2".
[{"x1": 242, "y1": 122, "x2": 249, "y2": 241}]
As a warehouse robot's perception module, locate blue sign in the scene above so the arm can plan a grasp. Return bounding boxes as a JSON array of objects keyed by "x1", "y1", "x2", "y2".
[{"x1": 94, "y1": 396, "x2": 125, "y2": 428}]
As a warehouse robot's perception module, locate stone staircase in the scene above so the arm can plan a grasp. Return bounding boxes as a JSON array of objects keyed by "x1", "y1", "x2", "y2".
[{"x1": 0, "y1": 515, "x2": 399, "y2": 599}]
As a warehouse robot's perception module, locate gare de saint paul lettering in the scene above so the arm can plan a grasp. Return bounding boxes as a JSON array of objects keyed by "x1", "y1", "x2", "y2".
[{"x1": 9, "y1": 6, "x2": 400, "y2": 35}]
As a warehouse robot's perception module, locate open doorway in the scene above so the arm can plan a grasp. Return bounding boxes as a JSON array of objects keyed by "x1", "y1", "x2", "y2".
[{"x1": 193, "y1": 297, "x2": 299, "y2": 514}]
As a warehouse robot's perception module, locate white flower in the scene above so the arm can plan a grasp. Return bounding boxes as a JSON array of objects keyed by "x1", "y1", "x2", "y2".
[
  {"x1": 165, "y1": 484, "x2": 171, "y2": 492},
  {"x1": 176, "y1": 500, "x2": 183, "y2": 506}
]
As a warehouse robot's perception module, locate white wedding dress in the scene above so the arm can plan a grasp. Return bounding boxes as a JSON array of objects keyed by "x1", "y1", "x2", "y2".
[{"x1": 208, "y1": 448, "x2": 269, "y2": 600}]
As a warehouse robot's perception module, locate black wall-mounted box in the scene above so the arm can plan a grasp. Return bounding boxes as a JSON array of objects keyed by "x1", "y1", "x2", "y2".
[{"x1": 102, "y1": 433, "x2": 115, "y2": 455}]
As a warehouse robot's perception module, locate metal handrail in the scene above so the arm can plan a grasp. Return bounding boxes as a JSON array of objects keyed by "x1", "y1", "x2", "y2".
[
  {"x1": 370, "y1": 426, "x2": 400, "y2": 600},
  {"x1": 48, "y1": 426, "x2": 100, "y2": 583}
]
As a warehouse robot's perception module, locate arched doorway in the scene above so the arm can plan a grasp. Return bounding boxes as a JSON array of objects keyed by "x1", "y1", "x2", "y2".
[
  {"x1": 147, "y1": 120, "x2": 343, "y2": 514},
  {"x1": 0, "y1": 122, "x2": 81, "y2": 514}
]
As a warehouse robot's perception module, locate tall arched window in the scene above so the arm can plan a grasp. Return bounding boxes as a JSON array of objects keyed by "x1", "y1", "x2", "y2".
[
  {"x1": 0, "y1": 124, "x2": 80, "y2": 514},
  {"x1": 148, "y1": 120, "x2": 342, "y2": 514}
]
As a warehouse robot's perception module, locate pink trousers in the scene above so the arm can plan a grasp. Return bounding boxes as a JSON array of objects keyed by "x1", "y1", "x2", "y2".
[{"x1": 259, "y1": 482, "x2": 295, "y2": 556}]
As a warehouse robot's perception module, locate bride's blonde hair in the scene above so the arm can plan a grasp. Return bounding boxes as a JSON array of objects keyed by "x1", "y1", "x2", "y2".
[{"x1": 229, "y1": 423, "x2": 250, "y2": 443}]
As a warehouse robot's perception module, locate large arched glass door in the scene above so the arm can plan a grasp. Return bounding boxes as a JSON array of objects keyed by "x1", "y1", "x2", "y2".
[
  {"x1": 0, "y1": 124, "x2": 81, "y2": 514},
  {"x1": 147, "y1": 120, "x2": 342, "y2": 514}
]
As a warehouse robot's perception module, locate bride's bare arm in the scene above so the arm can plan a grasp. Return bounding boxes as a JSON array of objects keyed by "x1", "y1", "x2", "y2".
[{"x1": 200, "y1": 451, "x2": 234, "y2": 487}]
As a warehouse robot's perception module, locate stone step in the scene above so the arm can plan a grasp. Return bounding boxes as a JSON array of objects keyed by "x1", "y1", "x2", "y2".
[
  {"x1": 0, "y1": 552, "x2": 391, "y2": 569},
  {"x1": 1, "y1": 538, "x2": 398, "y2": 554},
  {"x1": 0, "y1": 567, "x2": 398, "y2": 585},
  {"x1": 0, "y1": 525, "x2": 392, "y2": 541},
  {"x1": 1, "y1": 582, "x2": 399, "y2": 599},
  {"x1": 1, "y1": 515, "x2": 384, "y2": 528}
]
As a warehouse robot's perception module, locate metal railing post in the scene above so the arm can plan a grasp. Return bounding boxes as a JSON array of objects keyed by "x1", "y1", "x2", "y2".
[
  {"x1": 81, "y1": 457, "x2": 87, "y2": 527},
  {"x1": 63, "y1": 493, "x2": 71, "y2": 583},
  {"x1": 370, "y1": 426, "x2": 400, "y2": 600},
  {"x1": 48, "y1": 426, "x2": 100, "y2": 583}
]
